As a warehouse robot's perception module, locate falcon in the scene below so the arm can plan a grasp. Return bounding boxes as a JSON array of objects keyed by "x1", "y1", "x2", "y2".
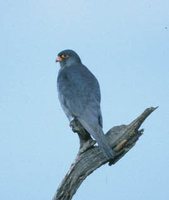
[{"x1": 56, "y1": 49, "x2": 114, "y2": 160}]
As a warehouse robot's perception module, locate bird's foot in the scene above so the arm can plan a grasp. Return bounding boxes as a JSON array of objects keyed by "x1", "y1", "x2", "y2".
[
  {"x1": 79, "y1": 139, "x2": 96, "y2": 154},
  {"x1": 70, "y1": 118, "x2": 96, "y2": 154}
]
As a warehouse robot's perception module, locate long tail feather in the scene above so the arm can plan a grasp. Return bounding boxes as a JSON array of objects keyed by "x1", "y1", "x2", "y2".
[{"x1": 78, "y1": 118, "x2": 114, "y2": 160}]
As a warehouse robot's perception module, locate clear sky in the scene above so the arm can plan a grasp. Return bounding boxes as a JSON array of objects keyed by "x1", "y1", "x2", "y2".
[{"x1": 0, "y1": 0, "x2": 169, "y2": 199}]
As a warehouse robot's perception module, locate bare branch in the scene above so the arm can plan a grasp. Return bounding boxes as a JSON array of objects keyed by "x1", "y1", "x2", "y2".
[{"x1": 53, "y1": 107, "x2": 157, "y2": 200}]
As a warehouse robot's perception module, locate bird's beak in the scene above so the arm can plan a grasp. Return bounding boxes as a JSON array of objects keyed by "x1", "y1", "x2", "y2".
[{"x1": 56, "y1": 56, "x2": 63, "y2": 62}]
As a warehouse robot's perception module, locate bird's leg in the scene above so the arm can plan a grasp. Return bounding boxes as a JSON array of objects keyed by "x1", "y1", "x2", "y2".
[
  {"x1": 70, "y1": 118, "x2": 96, "y2": 154},
  {"x1": 70, "y1": 118, "x2": 82, "y2": 133}
]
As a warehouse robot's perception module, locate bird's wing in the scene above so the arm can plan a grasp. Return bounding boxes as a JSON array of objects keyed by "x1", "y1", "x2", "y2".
[{"x1": 57, "y1": 64, "x2": 102, "y2": 119}]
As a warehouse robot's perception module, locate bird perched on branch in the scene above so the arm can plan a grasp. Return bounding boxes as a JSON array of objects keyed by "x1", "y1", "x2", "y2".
[{"x1": 56, "y1": 49, "x2": 114, "y2": 160}]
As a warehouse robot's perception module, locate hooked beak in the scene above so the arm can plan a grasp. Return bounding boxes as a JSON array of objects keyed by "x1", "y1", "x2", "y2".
[{"x1": 56, "y1": 56, "x2": 63, "y2": 62}]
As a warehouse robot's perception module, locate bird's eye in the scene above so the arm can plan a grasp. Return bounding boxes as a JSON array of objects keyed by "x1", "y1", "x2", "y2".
[
  {"x1": 61, "y1": 54, "x2": 65, "y2": 58},
  {"x1": 61, "y1": 54, "x2": 69, "y2": 59}
]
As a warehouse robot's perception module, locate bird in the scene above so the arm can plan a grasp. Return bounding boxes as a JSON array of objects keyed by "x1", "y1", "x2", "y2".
[{"x1": 56, "y1": 49, "x2": 114, "y2": 160}]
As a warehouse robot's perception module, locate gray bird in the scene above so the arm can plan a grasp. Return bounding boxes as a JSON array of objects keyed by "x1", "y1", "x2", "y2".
[{"x1": 56, "y1": 49, "x2": 114, "y2": 160}]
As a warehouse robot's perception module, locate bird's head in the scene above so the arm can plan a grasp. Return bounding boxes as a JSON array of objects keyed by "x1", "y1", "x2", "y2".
[{"x1": 56, "y1": 49, "x2": 81, "y2": 68}]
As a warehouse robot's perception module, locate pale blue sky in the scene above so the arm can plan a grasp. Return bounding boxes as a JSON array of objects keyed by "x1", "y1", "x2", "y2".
[{"x1": 0, "y1": 0, "x2": 169, "y2": 199}]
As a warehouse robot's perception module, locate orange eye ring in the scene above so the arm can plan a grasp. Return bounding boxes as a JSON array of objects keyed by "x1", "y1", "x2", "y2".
[
  {"x1": 61, "y1": 54, "x2": 69, "y2": 59},
  {"x1": 61, "y1": 54, "x2": 65, "y2": 58},
  {"x1": 56, "y1": 54, "x2": 69, "y2": 62}
]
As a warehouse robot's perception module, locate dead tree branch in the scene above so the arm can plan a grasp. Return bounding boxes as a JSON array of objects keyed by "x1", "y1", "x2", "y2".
[{"x1": 53, "y1": 107, "x2": 157, "y2": 200}]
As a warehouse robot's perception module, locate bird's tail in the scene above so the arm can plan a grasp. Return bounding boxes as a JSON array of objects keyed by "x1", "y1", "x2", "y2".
[{"x1": 78, "y1": 118, "x2": 114, "y2": 160}]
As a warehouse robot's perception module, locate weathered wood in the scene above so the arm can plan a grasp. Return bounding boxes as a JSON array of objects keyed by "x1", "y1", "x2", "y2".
[{"x1": 53, "y1": 107, "x2": 157, "y2": 200}]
